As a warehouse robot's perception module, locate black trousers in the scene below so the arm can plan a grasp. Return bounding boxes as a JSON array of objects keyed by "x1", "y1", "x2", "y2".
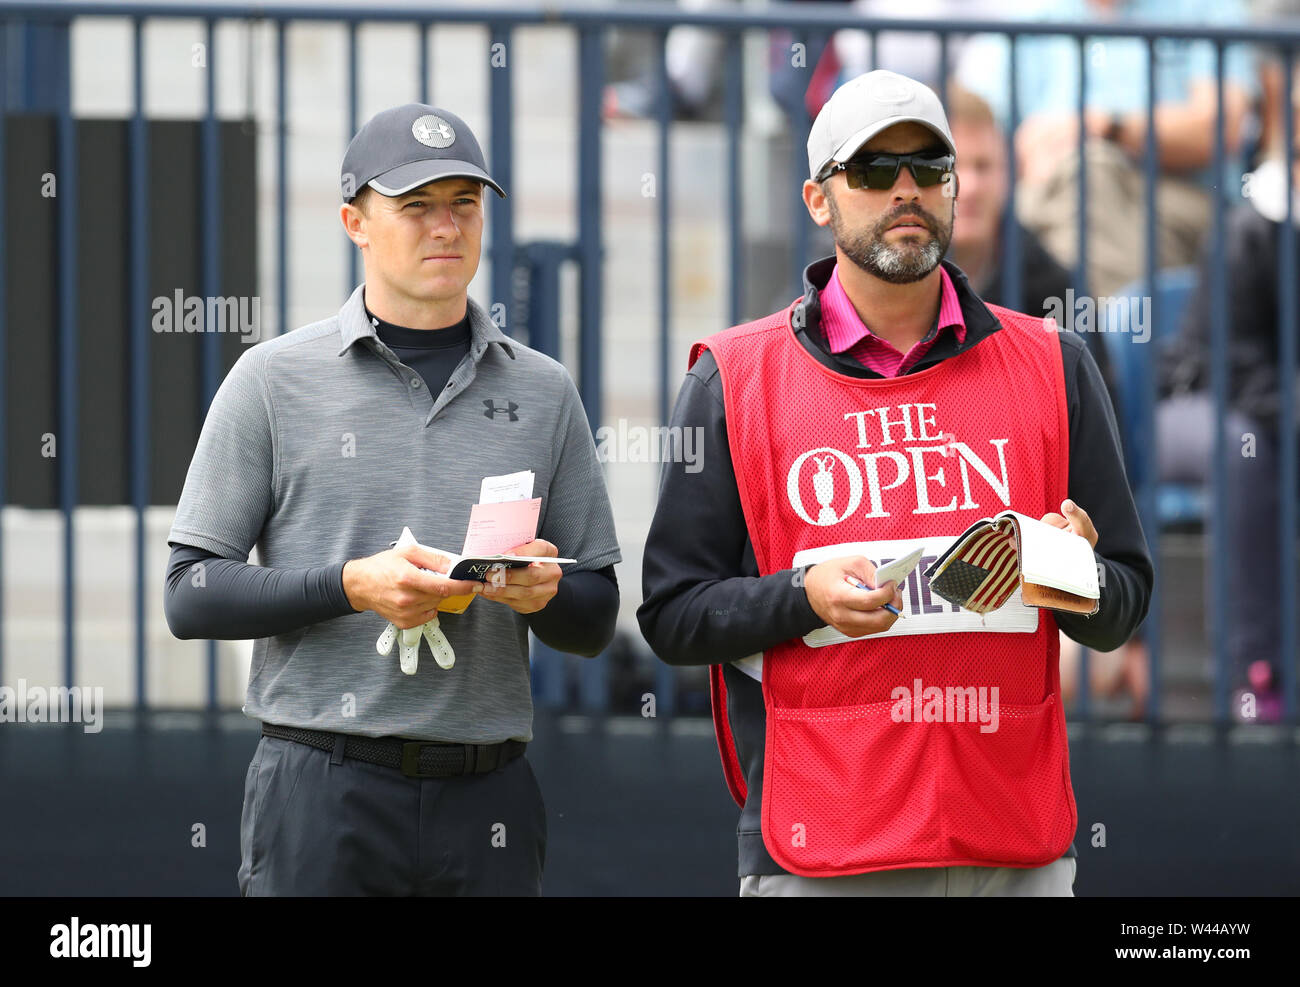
[{"x1": 238, "y1": 735, "x2": 546, "y2": 896}]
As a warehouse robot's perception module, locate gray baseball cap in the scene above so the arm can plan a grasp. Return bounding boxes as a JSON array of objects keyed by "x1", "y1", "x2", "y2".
[
  {"x1": 341, "y1": 103, "x2": 506, "y2": 202},
  {"x1": 807, "y1": 70, "x2": 956, "y2": 182}
]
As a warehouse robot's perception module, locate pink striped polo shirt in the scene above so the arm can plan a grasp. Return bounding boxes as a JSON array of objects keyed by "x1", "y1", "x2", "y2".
[{"x1": 819, "y1": 263, "x2": 966, "y2": 377}]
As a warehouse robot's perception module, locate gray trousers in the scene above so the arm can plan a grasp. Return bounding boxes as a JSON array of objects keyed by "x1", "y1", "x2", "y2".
[
  {"x1": 238, "y1": 735, "x2": 546, "y2": 896},
  {"x1": 740, "y1": 857, "x2": 1076, "y2": 897}
]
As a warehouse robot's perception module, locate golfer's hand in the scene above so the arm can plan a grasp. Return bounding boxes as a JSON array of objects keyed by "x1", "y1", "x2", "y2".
[
  {"x1": 803, "y1": 556, "x2": 903, "y2": 638},
  {"x1": 343, "y1": 544, "x2": 482, "y2": 629},
  {"x1": 479, "y1": 539, "x2": 563, "y2": 616},
  {"x1": 1039, "y1": 499, "x2": 1099, "y2": 550}
]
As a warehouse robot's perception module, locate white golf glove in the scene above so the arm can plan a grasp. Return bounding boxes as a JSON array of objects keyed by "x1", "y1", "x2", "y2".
[{"x1": 375, "y1": 526, "x2": 456, "y2": 674}]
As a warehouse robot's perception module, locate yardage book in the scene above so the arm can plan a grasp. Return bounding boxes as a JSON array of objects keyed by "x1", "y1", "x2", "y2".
[
  {"x1": 389, "y1": 470, "x2": 579, "y2": 614},
  {"x1": 390, "y1": 525, "x2": 575, "y2": 615},
  {"x1": 923, "y1": 510, "x2": 1100, "y2": 616},
  {"x1": 443, "y1": 551, "x2": 577, "y2": 581}
]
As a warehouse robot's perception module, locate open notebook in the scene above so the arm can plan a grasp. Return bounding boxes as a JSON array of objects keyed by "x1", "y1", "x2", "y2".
[{"x1": 922, "y1": 511, "x2": 1100, "y2": 616}]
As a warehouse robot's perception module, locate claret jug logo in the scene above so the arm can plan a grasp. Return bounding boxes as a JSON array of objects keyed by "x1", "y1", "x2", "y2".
[{"x1": 810, "y1": 454, "x2": 843, "y2": 524}]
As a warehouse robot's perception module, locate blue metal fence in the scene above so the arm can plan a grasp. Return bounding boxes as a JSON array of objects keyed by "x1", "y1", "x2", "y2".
[{"x1": 0, "y1": 0, "x2": 1296, "y2": 725}]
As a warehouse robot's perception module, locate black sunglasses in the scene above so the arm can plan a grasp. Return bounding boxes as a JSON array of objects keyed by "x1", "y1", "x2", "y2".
[{"x1": 822, "y1": 151, "x2": 955, "y2": 190}]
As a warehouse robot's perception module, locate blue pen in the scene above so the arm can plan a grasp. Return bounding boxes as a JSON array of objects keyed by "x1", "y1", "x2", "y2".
[{"x1": 844, "y1": 575, "x2": 904, "y2": 618}]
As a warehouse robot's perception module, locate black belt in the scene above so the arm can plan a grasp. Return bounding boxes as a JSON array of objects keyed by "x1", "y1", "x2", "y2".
[{"x1": 261, "y1": 723, "x2": 526, "y2": 779}]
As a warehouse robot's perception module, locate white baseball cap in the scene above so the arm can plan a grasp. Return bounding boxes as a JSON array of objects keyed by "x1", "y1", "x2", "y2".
[{"x1": 807, "y1": 70, "x2": 956, "y2": 182}]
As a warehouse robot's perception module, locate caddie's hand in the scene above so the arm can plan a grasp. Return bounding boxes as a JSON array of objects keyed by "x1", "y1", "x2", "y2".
[
  {"x1": 343, "y1": 544, "x2": 482, "y2": 629},
  {"x1": 479, "y1": 539, "x2": 563, "y2": 615},
  {"x1": 1039, "y1": 498, "x2": 1099, "y2": 550},
  {"x1": 803, "y1": 556, "x2": 903, "y2": 639}
]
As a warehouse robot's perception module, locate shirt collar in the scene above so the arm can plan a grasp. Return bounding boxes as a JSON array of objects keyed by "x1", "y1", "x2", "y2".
[
  {"x1": 820, "y1": 261, "x2": 968, "y2": 355},
  {"x1": 788, "y1": 256, "x2": 1002, "y2": 379},
  {"x1": 335, "y1": 283, "x2": 516, "y2": 360}
]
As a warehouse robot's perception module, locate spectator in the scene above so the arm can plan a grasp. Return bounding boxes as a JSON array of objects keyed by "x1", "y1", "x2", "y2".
[
  {"x1": 1152, "y1": 54, "x2": 1300, "y2": 723},
  {"x1": 944, "y1": 84, "x2": 1119, "y2": 408},
  {"x1": 942, "y1": 84, "x2": 1137, "y2": 715},
  {"x1": 829, "y1": 0, "x2": 1005, "y2": 96},
  {"x1": 772, "y1": 0, "x2": 993, "y2": 124},
  {"x1": 605, "y1": 0, "x2": 851, "y2": 122},
  {"x1": 1251, "y1": 0, "x2": 1299, "y2": 164},
  {"x1": 956, "y1": 0, "x2": 1256, "y2": 297},
  {"x1": 605, "y1": 0, "x2": 742, "y2": 121}
]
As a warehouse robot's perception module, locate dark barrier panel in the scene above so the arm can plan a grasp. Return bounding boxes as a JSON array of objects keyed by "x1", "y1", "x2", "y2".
[
  {"x1": 3, "y1": 117, "x2": 256, "y2": 508},
  {"x1": 0, "y1": 713, "x2": 1293, "y2": 896}
]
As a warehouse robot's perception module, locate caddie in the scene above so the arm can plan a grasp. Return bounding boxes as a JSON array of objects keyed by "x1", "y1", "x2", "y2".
[{"x1": 637, "y1": 70, "x2": 1153, "y2": 896}]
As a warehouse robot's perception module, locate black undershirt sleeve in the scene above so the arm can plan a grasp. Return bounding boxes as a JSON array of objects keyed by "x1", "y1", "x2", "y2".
[
  {"x1": 163, "y1": 542, "x2": 356, "y2": 641},
  {"x1": 165, "y1": 539, "x2": 619, "y2": 656},
  {"x1": 524, "y1": 566, "x2": 619, "y2": 657}
]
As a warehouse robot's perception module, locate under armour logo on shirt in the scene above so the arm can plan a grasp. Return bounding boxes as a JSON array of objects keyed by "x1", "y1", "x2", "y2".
[{"x1": 483, "y1": 399, "x2": 519, "y2": 422}]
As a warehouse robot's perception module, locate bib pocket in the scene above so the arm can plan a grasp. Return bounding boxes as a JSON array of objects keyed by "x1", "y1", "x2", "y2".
[{"x1": 763, "y1": 694, "x2": 1074, "y2": 875}]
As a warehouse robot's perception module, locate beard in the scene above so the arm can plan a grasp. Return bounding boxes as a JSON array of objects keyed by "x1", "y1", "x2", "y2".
[{"x1": 827, "y1": 191, "x2": 953, "y2": 285}]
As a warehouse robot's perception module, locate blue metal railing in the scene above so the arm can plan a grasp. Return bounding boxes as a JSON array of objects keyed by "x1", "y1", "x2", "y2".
[
  {"x1": 1282, "y1": 48, "x2": 1299, "y2": 729},
  {"x1": 129, "y1": 15, "x2": 149, "y2": 707},
  {"x1": 0, "y1": 11, "x2": 6, "y2": 709},
  {"x1": 56, "y1": 21, "x2": 77, "y2": 697},
  {"x1": 0, "y1": 1, "x2": 1295, "y2": 726}
]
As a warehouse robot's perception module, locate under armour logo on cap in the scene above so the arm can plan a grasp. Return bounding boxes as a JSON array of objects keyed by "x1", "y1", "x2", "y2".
[
  {"x1": 340, "y1": 103, "x2": 506, "y2": 201},
  {"x1": 483, "y1": 399, "x2": 519, "y2": 422},
  {"x1": 412, "y1": 114, "x2": 455, "y2": 148}
]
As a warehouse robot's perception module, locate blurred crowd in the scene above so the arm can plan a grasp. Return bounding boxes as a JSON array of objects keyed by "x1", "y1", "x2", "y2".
[{"x1": 605, "y1": 0, "x2": 1300, "y2": 721}]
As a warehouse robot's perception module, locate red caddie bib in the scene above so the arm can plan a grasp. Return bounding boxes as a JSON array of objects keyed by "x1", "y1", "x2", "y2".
[{"x1": 690, "y1": 299, "x2": 1078, "y2": 877}]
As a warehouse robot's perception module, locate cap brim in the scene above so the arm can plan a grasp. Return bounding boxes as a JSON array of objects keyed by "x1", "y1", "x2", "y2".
[
  {"x1": 366, "y1": 159, "x2": 506, "y2": 199},
  {"x1": 820, "y1": 118, "x2": 956, "y2": 176}
]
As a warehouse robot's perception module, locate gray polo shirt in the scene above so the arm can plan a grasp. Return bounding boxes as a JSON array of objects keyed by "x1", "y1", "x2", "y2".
[{"x1": 167, "y1": 284, "x2": 621, "y2": 743}]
